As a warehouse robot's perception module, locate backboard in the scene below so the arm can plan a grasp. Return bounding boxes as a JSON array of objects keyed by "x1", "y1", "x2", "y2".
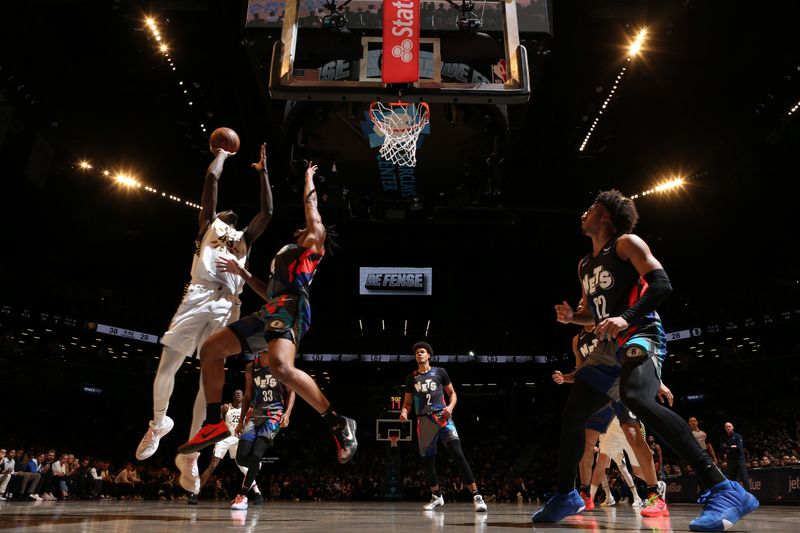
[
  {"x1": 262, "y1": 0, "x2": 543, "y2": 103},
  {"x1": 376, "y1": 418, "x2": 413, "y2": 442}
]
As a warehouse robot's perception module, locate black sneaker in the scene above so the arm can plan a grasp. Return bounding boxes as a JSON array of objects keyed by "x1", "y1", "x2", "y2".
[
  {"x1": 187, "y1": 493, "x2": 199, "y2": 505},
  {"x1": 251, "y1": 492, "x2": 264, "y2": 505},
  {"x1": 331, "y1": 416, "x2": 358, "y2": 464}
]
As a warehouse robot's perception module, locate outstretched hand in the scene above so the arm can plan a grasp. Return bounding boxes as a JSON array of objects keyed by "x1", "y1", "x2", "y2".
[
  {"x1": 251, "y1": 143, "x2": 267, "y2": 171},
  {"x1": 305, "y1": 161, "x2": 318, "y2": 181},
  {"x1": 211, "y1": 147, "x2": 236, "y2": 157}
]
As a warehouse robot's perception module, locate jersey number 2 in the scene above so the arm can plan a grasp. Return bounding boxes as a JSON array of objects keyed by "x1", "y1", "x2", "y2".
[{"x1": 593, "y1": 295, "x2": 608, "y2": 319}]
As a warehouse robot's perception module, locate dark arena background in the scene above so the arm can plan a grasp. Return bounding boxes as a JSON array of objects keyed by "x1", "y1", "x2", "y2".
[{"x1": 1, "y1": 0, "x2": 799, "y2": 532}]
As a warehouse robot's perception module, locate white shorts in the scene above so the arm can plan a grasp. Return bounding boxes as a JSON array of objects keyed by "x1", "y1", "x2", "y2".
[
  {"x1": 213, "y1": 435, "x2": 240, "y2": 459},
  {"x1": 598, "y1": 422, "x2": 640, "y2": 467},
  {"x1": 161, "y1": 284, "x2": 241, "y2": 357}
]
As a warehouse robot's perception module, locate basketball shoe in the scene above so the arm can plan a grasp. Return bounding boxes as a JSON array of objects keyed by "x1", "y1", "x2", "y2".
[
  {"x1": 423, "y1": 493, "x2": 445, "y2": 510},
  {"x1": 532, "y1": 490, "x2": 586, "y2": 523},
  {"x1": 136, "y1": 416, "x2": 174, "y2": 460},
  {"x1": 689, "y1": 480, "x2": 759, "y2": 532},
  {"x1": 178, "y1": 420, "x2": 230, "y2": 454},
  {"x1": 330, "y1": 416, "x2": 358, "y2": 464}
]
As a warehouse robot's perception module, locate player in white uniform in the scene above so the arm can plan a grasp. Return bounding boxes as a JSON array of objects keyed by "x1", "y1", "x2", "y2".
[
  {"x1": 592, "y1": 414, "x2": 644, "y2": 507},
  {"x1": 135, "y1": 143, "x2": 274, "y2": 501}
]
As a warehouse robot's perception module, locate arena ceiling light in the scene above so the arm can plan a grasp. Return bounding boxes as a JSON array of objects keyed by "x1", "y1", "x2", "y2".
[
  {"x1": 579, "y1": 27, "x2": 648, "y2": 153},
  {"x1": 630, "y1": 176, "x2": 685, "y2": 200},
  {"x1": 74, "y1": 161, "x2": 201, "y2": 210}
]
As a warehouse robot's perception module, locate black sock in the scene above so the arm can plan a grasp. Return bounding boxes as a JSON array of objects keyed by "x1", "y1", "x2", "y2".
[
  {"x1": 471, "y1": 489, "x2": 479, "y2": 496},
  {"x1": 646, "y1": 484, "x2": 658, "y2": 496},
  {"x1": 322, "y1": 408, "x2": 340, "y2": 428},
  {"x1": 433, "y1": 489, "x2": 442, "y2": 497},
  {"x1": 205, "y1": 403, "x2": 222, "y2": 424},
  {"x1": 580, "y1": 484, "x2": 590, "y2": 495}
]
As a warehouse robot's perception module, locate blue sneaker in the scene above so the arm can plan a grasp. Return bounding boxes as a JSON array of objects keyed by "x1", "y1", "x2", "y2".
[
  {"x1": 689, "y1": 480, "x2": 759, "y2": 532},
  {"x1": 532, "y1": 490, "x2": 585, "y2": 523}
]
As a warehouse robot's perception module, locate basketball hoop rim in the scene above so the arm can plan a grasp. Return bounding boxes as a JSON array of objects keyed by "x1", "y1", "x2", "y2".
[{"x1": 369, "y1": 101, "x2": 430, "y2": 133}]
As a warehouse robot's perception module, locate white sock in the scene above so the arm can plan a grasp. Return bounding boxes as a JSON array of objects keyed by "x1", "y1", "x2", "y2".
[
  {"x1": 153, "y1": 409, "x2": 167, "y2": 427},
  {"x1": 604, "y1": 485, "x2": 613, "y2": 501},
  {"x1": 590, "y1": 484, "x2": 598, "y2": 499}
]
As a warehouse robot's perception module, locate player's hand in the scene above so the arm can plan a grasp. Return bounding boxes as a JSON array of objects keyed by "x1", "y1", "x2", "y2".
[
  {"x1": 280, "y1": 412, "x2": 291, "y2": 428},
  {"x1": 595, "y1": 316, "x2": 629, "y2": 340},
  {"x1": 399, "y1": 409, "x2": 408, "y2": 422},
  {"x1": 555, "y1": 300, "x2": 574, "y2": 324},
  {"x1": 442, "y1": 406, "x2": 453, "y2": 421},
  {"x1": 216, "y1": 257, "x2": 243, "y2": 276},
  {"x1": 235, "y1": 421, "x2": 244, "y2": 437},
  {"x1": 251, "y1": 142, "x2": 267, "y2": 171},
  {"x1": 657, "y1": 382, "x2": 674, "y2": 406},
  {"x1": 211, "y1": 147, "x2": 236, "y2": 158},
  {"x1": 305, "y1": 161, "x2": 318, "y2": 181},
  {"x1": 552, "y1": 370, "x2": 565, "y2": 385}
]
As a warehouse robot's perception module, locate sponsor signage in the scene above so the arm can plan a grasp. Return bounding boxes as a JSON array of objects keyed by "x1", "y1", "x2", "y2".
[
  {"x1": 382, "y1": 0, "x2": 420, "y2": 83},
  {"x1": 359, "y1": 267, "x2": 432, "y2": 296}
]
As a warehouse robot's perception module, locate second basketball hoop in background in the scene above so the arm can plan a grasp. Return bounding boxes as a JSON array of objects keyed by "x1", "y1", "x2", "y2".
[{"x1": 369, "y1": 101, "x2": 430, "y2": 168}]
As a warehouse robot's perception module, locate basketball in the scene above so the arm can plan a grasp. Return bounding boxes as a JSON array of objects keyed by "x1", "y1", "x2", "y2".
[{"x1": 209, "y1": 127, "x2": 240, "y2": 153}]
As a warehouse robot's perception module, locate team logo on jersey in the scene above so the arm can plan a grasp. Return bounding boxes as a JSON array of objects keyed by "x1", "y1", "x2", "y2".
[
  {"x1": 270, "y1": 319, "x2": 285, "y2": 329},
  {"x1": 254, "y1": 375, "x2": 278, "y2": 388},
  {"x1": 414, "y1": 379, "x2": 438, "y2": 393},
  {"x1": 625, "y1": 346, "x2": 644, "y2": 358},
  {"x1": 579, "y1": 338, "x2": 599, "y2": 358},
  {"x1": 582, "y1": 265, "x2": 614, "y2": 296}
]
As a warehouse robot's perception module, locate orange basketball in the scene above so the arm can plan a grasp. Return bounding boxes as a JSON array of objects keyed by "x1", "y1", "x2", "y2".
[{"x1": 209, "y1": 127, "x2": 240, "y2": 153}]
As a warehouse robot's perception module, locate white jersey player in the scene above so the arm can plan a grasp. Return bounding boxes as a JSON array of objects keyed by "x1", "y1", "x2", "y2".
[{"x1": 135, "y1": 143, "x2": 274, "y2": 501}]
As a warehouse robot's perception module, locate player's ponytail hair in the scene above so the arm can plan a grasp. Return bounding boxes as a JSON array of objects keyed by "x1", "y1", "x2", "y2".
[{"x1": 412, "y1": 341, "x2": 434, "y2": 356}]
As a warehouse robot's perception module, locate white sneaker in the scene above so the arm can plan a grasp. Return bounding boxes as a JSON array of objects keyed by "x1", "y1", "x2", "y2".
[
  {"x1": 136, "y1": 416, "x2": 174, "y2": 460},
  {"x1": 600, "y1": 497, "x2": 616, "y2": 507},
  {"x1": 175, "y1": 452, "x2": 200, "y2": 493},
  {"x1": 31, "y1": 494, "x2": 42, "y2": 501},
  {"x1": 656, "y1": 480, "x2": 667, "y2": 501},
  {"x1": 632, "y1": 496, "x2": 644, "y2": 507},
  {"x1": 473, "y1": 494, "x2": 488, "y2": 512},
  {"x1": 231, "y1": 494, "x2": 248, "y2": 510},
  {"x1": 422, "y1": 493, "x2": 445, "y2": 510}
]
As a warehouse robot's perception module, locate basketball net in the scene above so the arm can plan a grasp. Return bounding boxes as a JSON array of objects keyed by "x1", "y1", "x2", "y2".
[
  {"x1": 369, "y1": 101, "x2": 430, "y2": 168},
  {"x1": 388, "y1": 435, "x2": 400, "y2": 448}
]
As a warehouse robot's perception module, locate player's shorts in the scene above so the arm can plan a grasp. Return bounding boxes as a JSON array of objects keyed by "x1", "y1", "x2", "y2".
[
  {"x1": 239, "y1": 409, "x2": 283, "y2": 442},
  {"x1": 417, "y1": 412, "x2": 459, "y2": 457},
  {"x1": 586, "y1": 404, "x2": 614, "y2": 433},
  {"x1": 212, "y1": 435, "x2": 240, "y2": 459},
  {"x1": 598, "y1": 422, "x2": 640, "y2": 467},
  {"x1": 576, "y1": 333, "x2": 666, "y2": 400},
  {"x1": 161, "y1": 284, "x2": 241, "y2": 357},
  {"x1": 228, "y1": 294, "x2": 310, "y2": 352}
]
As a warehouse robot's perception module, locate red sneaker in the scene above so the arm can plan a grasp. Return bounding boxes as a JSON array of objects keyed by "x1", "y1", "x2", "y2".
[
  {"x1": 580, "y1": 490, "x2": 595, "y2": 511},
  {"x1": 640, "y1": 492, "x2": 669, "y2": 517},
  {"x1": 177, "y1": 421, "x2": 230, "y2": 454}
]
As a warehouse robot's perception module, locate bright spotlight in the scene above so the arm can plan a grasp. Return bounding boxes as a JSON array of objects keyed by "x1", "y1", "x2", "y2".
[
  {"x1": 653, "y1": 177, "x2": 684, "y2": 193},
  {"x1": 159, "y1": 44, "x2": 168, "y2": 53},
  {"x1": 628, "y1": 28, "x2": 648, "y2": 57},
  {"x1": 115, "y1": 174, "x2": 140, "y2": 187},
  {"x1": 79, "y1": 160, "x2": 93, "y2": 170}
]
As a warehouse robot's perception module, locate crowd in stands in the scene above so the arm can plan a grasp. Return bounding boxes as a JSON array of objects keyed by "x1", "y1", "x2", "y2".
[{"x1": 4, "y1": 409, "x2": 797, "y2": 505}]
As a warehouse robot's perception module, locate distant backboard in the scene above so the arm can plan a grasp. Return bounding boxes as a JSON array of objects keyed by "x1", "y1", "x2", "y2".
[
  {"x1": 264, "y1": 0, "x2": 535, "y2": 103},
  {"x1": 376, "y1": 418, "x2": 413, "y2": 442}
]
